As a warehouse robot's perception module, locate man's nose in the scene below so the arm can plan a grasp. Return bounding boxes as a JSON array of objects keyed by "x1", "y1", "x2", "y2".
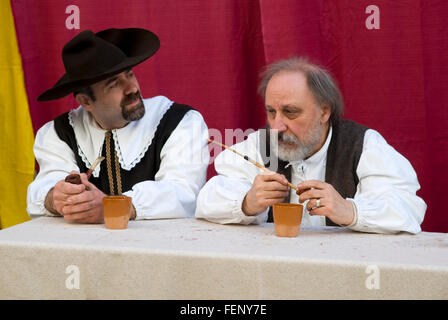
[
  {"x1": 270, "y1": 114, "x2": 287, "y2": 132},
  {"x1": 123, "y1": 79, "x2": 138, "y2": 95}
]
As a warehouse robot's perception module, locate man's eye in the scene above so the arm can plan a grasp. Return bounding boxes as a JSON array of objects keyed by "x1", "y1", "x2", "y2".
[
  {"x1": 284, "y1": 109, "x2": 300, "y2": 115},
  {"x1": 284, "y1": 109, "x2": 300, "y2": 119},
  {"x1": 109, "y1": 82, "x2": 118, "y2": 88}
]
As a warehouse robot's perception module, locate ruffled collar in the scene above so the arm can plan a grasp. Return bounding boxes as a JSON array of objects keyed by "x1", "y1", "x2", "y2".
[{"x1": 68, "y1": 96, "x2": 173, "y2": 177}]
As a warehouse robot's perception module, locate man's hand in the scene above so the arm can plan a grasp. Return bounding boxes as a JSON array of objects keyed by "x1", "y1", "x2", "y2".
[
  {"x1": 45, "y1": 171, "x2": 106, "y2": 223},
  {"x1": 296, "y1": 180, "x2": 354, "y2": 226},
  {"x1": 242, "y1": 172, "x2": 290, "y2": 216},
  {"x1": 45, "y1": 171, "x2": 86, "y2": 215},
  {"x1": 61, "y1": 172, "x2": 106, "y2": 223}
]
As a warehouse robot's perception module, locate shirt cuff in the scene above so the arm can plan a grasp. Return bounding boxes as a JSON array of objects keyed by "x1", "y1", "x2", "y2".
[
  {"x1": 27, "y1": 184, "x2": 60, "y2": 217},
  {"x1": 340, "y1": 198, "x2": 358, "y2": 228},
  {"x1": 232, "y1": 193, "x2": 267, "y2": 225}
]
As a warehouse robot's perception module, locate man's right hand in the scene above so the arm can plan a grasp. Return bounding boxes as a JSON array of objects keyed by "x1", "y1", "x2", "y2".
[
  {"x1": 44, "y1": 172, "x2": 86, "y2": 215},
  {"x1": 242, "y1": 172, "x2": 290, "y2": 216}
]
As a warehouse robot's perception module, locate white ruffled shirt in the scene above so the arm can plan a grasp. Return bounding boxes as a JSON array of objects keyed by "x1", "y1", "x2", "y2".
[
  {"x1": 195, "y1": 127, "x2": 427, "y2": 234},
  {"x1": 27, "y1": 96, "x2": 210, "y2": 220}
]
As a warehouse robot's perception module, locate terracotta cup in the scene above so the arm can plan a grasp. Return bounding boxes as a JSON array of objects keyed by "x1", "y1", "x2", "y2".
[
  {"x1": 272, "y1": 203, "x2": 304, "y2": 237},
  {"x1": 102, "y1": 196, "x2": 132, "y2": 230}
]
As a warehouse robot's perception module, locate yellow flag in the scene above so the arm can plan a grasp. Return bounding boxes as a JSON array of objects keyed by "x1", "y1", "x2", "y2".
[{"x1": 0, "y1": 1, "x2": 34, "y2": 228}]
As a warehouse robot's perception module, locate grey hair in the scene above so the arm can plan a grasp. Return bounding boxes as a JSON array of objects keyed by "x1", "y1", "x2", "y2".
[{"x1": 258, "y1": 56, "x2": 344, "y2": 125}]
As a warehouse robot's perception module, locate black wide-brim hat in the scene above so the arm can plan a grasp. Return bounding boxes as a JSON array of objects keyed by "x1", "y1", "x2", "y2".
[{"x1": 37, "y1": 28, "x2": 160, "y2": 101}]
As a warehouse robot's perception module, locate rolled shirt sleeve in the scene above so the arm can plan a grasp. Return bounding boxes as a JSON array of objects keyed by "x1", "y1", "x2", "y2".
[
  {"x1": 27, "y1": 122, "x2": 80, "y2": 216},
  {"x1": 347, "y1": 130, "x2": 426, "y2": 234},
  {"x1": 195, "y1": 132, "x2": 268, "y2": 225}
]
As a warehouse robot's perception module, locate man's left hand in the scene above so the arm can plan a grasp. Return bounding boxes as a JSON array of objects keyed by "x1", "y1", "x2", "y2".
[{"x1": 296, "y1": 180, "x2": 354, "y2": 226}]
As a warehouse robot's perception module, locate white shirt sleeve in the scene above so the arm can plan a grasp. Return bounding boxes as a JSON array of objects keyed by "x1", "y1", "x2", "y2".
[
  {"x1": 26, "y1": 121, "x2": 80, "y2": 216},
  {"x1": 347, "y1": 129, "x2": 427, "y2": 234},
  {"x1": 195, "y1": 132, "x2": 268, "y2": 225},
  {"x1": 124, "y1": 110, "x2": 209, "y2": 219}
]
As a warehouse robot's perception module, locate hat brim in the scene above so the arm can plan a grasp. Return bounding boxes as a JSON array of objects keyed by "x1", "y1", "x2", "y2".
[
  {"x1": 37, "y1": 28, "x2": 159, "y2": 101},
  {"x1": 38, "y1": 57, "x2": 147, "y2": 101}
]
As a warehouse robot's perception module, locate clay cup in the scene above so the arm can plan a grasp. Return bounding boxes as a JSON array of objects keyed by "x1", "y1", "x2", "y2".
[
  {"x1": 102, "y1": 196, "x2": 132, "y2": 230},
  {"x1": 273, "y1": 203, "x2": 304, "y2": 237}
]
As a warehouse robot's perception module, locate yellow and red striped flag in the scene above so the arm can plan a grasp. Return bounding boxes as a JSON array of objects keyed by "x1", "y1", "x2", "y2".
[{"x1": 0, "y1": 1, "x2": 34, "y2": 229}]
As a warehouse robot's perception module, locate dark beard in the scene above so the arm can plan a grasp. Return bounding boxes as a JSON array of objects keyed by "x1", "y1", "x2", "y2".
[{"x1": 121, "y1": 91, "x2": 145, "y2": 121}]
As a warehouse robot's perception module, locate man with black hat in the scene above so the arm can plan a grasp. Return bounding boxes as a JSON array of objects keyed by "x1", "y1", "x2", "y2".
[{"x1": 27, "y1": 28, "x2": 209, "y2": 223}]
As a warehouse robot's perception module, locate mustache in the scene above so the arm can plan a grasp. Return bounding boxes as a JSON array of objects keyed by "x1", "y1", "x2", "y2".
[
  {"x1": 275, "y1": 131, "x2": 298, "y2": 144},
  {"x1": 120, "y1": 91, "x2": 141, "y2": 108}
]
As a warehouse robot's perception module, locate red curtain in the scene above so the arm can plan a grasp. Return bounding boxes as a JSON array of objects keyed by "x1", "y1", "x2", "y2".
[{"x1": 11, "y1": 0, "x2": 448, "y2": 232}]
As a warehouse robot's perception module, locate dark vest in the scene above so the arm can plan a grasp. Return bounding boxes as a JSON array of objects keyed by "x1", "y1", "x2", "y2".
[
  {"x1": 261, "y1": 119, "x2": 368, "y2": 225},
  {"x1": 53, "y1": 103, "x2": 194, "y2": 195}
]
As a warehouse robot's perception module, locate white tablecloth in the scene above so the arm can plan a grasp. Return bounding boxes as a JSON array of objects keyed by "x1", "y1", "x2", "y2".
[{"x1": 0, "y1": 216, "x2": 447, "y2": 299}]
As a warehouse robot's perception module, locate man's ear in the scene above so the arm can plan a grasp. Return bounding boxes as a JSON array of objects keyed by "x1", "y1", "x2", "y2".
[
  {"x1": 75, "y1": 93, "x2": 93, "y2": 111},
  {"x1": 320, "y1": 105, "x2": 331, "y2": 124}
]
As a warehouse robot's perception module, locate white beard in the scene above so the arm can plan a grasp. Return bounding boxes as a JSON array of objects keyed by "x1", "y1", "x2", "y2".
[{"x1": 270, "y1": 120, "x2": 323, "y2": 162}]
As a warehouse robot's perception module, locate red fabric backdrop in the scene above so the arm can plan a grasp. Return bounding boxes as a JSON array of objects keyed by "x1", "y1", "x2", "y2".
[{"x1": 11, "y1": 0, "x2": 448, "y2": 232}]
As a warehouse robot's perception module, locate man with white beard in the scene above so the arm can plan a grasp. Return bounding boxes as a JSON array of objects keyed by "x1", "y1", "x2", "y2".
[{"x1": 195, "y1": 57, "x2": 426, "y2": 234}]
